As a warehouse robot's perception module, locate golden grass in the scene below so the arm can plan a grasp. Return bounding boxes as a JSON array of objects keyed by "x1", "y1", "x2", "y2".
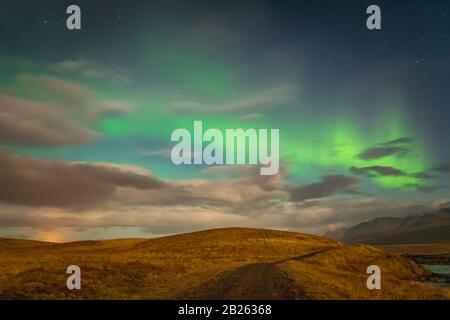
[
  {"x1": 0, "y1": 228, "x2": 448, "y2": 300},
  {"x1": 278, "y1": 245, "x2": 450, "y2": 299}
]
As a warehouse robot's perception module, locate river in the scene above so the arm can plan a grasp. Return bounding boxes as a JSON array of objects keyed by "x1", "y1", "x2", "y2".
[{"x1": 423, "y1": 264, "x2": 450, "y2": 288}]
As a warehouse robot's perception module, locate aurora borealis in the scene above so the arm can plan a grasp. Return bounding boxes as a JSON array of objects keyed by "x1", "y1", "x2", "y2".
[{"x1": 0, "y1": 0, "x2": 449, "y2": 241}]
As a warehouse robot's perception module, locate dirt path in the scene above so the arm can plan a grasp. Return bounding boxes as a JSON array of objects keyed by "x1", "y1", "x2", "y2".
[{"x1": 180, "y1": 248, "x2": 334, "y2": 299}]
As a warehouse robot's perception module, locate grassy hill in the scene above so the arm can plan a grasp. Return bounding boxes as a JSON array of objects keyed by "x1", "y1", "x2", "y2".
[{"x1": 0, "y1": 227, "x2": 448, "y2": 299}]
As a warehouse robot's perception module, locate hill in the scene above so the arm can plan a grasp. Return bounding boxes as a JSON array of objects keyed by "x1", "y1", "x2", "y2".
[
  {"x1": 0, "y1": 227, "x2": 448, "y2": 299},
  {"x1": 327, "y1": 208, "x2": 450, "y2": 244}
]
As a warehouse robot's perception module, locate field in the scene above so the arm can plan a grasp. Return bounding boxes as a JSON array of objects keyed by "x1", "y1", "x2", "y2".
[{"x1": 0, "y1": 228, "x2": 449, "y2": 300}]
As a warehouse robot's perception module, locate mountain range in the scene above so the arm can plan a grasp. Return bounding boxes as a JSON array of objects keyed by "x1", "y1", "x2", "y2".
[{"x1": 326, "y1": 208, "x2": 450, "y2": 244}]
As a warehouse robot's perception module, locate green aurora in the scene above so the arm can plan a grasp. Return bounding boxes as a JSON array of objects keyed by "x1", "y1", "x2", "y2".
[{"x1": 0, "y1": 0, "x2": 449, "y2": 240}]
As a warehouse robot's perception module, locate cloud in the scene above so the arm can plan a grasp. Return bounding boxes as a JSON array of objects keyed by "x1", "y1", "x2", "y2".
[
  {"x1": 384, "y1": 137, "x2": 413, "y2": 145},
  {"x1": 437, "y1": 200, "x2": 450, "y2": 209},
  {"x1": 350, "y1": 166, "x2": 438, "y2": 185},
  {"x1": 279, "y1": 198, "x2": 437, "y2": 235},
  {"x1": 290, "y1": 175, "x2": 360, "y2": 202},
  {"x1": 417, "y1": 185, "x2": 442, "y2": 193},
  {"x1": 0, "y1": 56, "x2": 129, "y2": 82},
  {"x1": 17, "y1": 74, "x2": 134, "y2": 120},
  {"x1": 0, "y1": 150, "x2": 444, "y2": 240},
  {"x1": 0, "y1": 92, "x2": 99, "y2": 147},
  {"x1": 0, "y1": 204, "x2": 254, "y2": 237},
  {"x1": 0, "y1": 150, "x2": 166, "y2": 208},
  {"x1": 0, "y1": 155, "x2": 291, "y2": 237},
  {"x1": 48, "y1": 59, "x2": 129, "y2": 82},
  {"x1": 0, "y1": 73, "x2": 135, "y2": 147},
  {"x1": 411, "y1": 171, "x2": 433, "y2": 179},
  {"x1": 137, "y1": 148, "x2": 172, "y2": 157},
  {"x1": 350, "y1": 165, "x2": 406, "y2": 177},
  {"x1": 433, "y1": 162, "x2": 450, "y2": 173},
  {"x1": 401, "y1": 183, "x2": 443, "y2": 193},
  {"x1": 0, "y1": 196, "x2": 437, "y2": 239},
  {"x1": 0, "y1": 151, "x2": 289, "y2": 211},
  {"x1": 238, "y1": 113, "x2": 265, "y2": 121},
  {"x1": 0, "y1": 151, "x2": 444, "y2": 239},
  {"x1": 170, "y1": 86, "x2": 297, "y2": 115},
  {"x1": 358, "y1": 137, "x2": 411, "y2": 160},
  {"x1": 158, "y1": 164, "x2": 289, "y2": 209}
]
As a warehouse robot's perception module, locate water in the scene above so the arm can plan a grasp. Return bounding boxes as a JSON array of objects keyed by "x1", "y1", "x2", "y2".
[
  {"x1": 423, "y1": 264, "x2": 450, "y2": 275},
  {"x1": 423, "y1": 264, "x2": 450, "y2": 288}
]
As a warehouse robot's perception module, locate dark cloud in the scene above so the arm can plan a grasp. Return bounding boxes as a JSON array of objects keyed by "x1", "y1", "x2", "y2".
[
  {"x1": 0, "y1": 152, "x2": 290, "y2": 211},
  {"x1": 433, "y1": 162, "x2": 450, "y2": 173},
  {"x1": 0, "y1": 92, "x2": 99, "y2": 147},
  {"x1": 350, "y1": 165, "x2": 406, "y2": 177},
  {"x1": 358, "y1": 137, "x2": 411, "y2": 160},
  {"x1": 17, "y1": 74, "x2": 134, "y2": 121},
  {"x1": 412, "y1": 171, "x2": 433, "y2": 179},
  {"x1": 401, "y1": 183, "x2": 443, "y2": 193},
  {"x1": 385, "y1": 137, "x2": 413, "y2": 145},
  {"x1": 290, "y1": 175, "x2": 360, "y2": 202},
  {"x1": 438, "y1": 201, "x2": 450, "y2": 209},
  {"x1": 48, "y1": 59, "x2": 129, "y2": 82},
  {"x1": 417, "y1": 185, "x2": 442, "y2": 193},
  {"x1": 0, "y1": 150, "x2": 166, "y2": 208},
  {"x1": 359, "y1": 146, "x2": 407, "y2": 160},
  {"x1": 351, "y1": 165, "x2": 435, "y2": 182}
]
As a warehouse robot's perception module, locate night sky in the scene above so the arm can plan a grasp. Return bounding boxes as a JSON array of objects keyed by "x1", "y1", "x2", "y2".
[{"x1": 0, "y1": 0, "x2": 449, "y2": 242}]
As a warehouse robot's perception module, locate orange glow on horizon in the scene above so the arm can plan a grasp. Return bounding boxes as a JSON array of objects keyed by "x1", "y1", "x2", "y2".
[{"x1": 37, "y1": 231, "x2": 65, "y2": 243}]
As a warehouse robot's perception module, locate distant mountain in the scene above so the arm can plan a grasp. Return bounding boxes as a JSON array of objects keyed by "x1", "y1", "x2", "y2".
[
  {"x1": 324, "y1": 227, "x2": 348, "y2": 240},
  {"x1": 328, "y1": 208, "x2": 450, "y2": 244}
]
